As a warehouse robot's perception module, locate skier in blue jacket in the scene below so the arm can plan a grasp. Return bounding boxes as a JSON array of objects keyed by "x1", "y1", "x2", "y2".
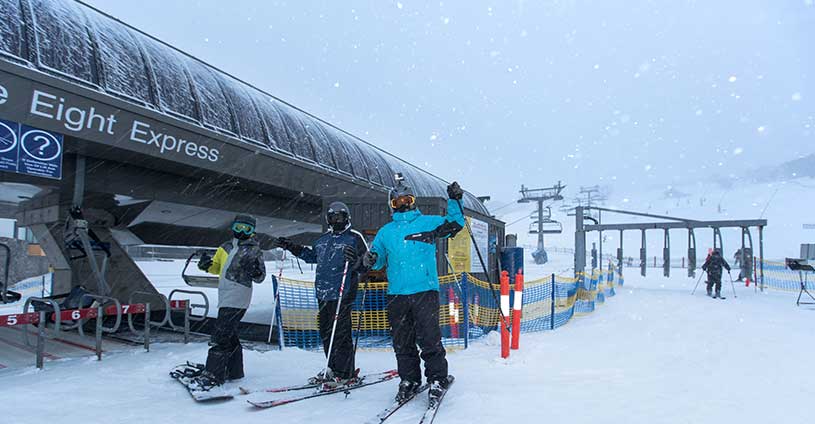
[
  {"x1": 275, "y1": 202, "x2": 369, "y2": 387},
  {"x1": 362, "y1": 175, "x2": 465, "y2": 404}
]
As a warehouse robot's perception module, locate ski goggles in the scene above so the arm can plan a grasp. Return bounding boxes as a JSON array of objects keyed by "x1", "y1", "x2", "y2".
[
  {"x1": 231, "y1": 222, "x2": 255, "y2": 235},
  {"x1": 390, "y1": 195, "x2": 415, "y2": 210}
]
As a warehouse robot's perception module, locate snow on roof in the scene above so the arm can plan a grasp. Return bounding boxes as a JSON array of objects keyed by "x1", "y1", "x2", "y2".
[{"x1": 0, "y1": 0, "x2": 489, "y2": 216}]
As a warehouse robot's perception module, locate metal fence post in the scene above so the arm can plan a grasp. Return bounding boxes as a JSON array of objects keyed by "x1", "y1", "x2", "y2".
[
  {"x1": 36, "y1": 311, "x2": 46, "y2": 369},
  {"x1": 144, "y1": 304, "x2": 151, "y2": 352},
  {"x1": 550, "y1": 273, "x2": 556, "y2": 330},
  {"x1": 461, "y1": 273, "x2": 469, "y2": 349},
  {"x1": 184, "y1": 303, "x2": 190, "y2": 344},
  {"x1": 95, "y1": 306, "x2": 103, "y2": 360}
]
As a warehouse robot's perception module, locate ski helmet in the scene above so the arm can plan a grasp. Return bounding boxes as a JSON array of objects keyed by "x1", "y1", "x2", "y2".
[
  {"x1": 326, "y1": 201, "x2": 351, "y2": 232},
  {"x1": 388, "y1": 173, "x2": 416, "y2": 212},
  {"x1": 232, "y1": 214, "x2": 256, "y2": 240}
]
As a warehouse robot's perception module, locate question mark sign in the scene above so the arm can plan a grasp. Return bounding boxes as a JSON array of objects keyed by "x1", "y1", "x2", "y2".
[{"x1": 34, "y1": 135, "x2": 51, "y2": 156}]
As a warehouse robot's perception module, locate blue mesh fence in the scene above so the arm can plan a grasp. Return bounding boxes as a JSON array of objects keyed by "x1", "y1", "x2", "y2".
[{"x1": 274, "y1": 265, "x2": 624, "y2": 351}]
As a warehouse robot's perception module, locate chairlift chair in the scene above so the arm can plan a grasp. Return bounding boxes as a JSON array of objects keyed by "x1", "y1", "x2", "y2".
[{"x1": 181, "y1": 250, "x2": 220, "y2": 288}]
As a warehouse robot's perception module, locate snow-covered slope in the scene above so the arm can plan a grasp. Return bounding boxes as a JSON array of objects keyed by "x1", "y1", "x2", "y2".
[{"x1": 3, "y1": 252, "x2": 811, "y2": 424}]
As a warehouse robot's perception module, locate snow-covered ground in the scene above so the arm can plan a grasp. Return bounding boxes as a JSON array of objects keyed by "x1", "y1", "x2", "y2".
[{"x1": 3, "y1": 251, "x2": 812, "y2": 424}]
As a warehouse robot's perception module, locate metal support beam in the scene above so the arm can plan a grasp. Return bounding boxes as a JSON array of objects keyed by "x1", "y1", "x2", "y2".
[
  {"x1": 663, "y1": 229, "x2": 670, "y2": 277},
  {"x1": 73, "y1": 155, "x2": 86, "y2": 208},
  {"x1": 687, "y1": 229, "x2": 696, "y2": 278},
  {"x1": 585, "y1": 219, "x2": 768, "y2": 232},
  {"x1": 598, "y1": 230, "x2": 603, "y2": 274},
  {"x1": 585, "y1": 207, "x2": 699, "y2": 223},
  {"x1": 574, "y1": 206, "x2": 586, "y2": 277},
  {"x1": 713, "y1": 227, "x2": 723, "y2": 254},
  {"x1": 759, "y1": 226, "x2": 765, "y2": 291},
  {"x1": 640, "y1": 229, "x2": 646, "y2": 277},
  {"x1": 617, "y1": 229, "x2": 623, "y2": 273}
]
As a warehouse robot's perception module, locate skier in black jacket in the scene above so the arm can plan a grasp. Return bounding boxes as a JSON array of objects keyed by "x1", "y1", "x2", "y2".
[
  {"x1": 702, "y1": 249, "x2": 731, "y2": 298},
  {"x1": 275, "y1": 202, "x2": 369, "y2": 388}
]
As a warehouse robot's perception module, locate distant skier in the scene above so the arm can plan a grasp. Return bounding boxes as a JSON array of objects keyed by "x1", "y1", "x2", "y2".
[
  {"x1": 274, "y1": 202, "x2": 369, "y2": 388},
  {"x1": 733, "y1": 248, "x2": 743, "y2": 281},
  {"x1": 362, "y1": 174, "x2": 465, "y2": 404},
  {"x1": 192, "y1": 214, "x2": 266, "y2": 390},
  {"x1": 702, "y1": 249, "x2": 731, "y2": 298}
]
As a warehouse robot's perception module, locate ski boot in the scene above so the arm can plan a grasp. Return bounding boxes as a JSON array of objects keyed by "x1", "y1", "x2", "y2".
[
  {"x1": 188, "y1": 370, "x2": 221, "y2": 393},
  {"x1": 308, "y1": 368, "x2": 334, "y2": 385},
  {"x1": 395, "y1": 380, "x2": 422, "y2": 402},
  {"x1": 321, "y1": 369, "x2": 361, "y2": 390},
  {"x1": 706, "y1": 284, "x2": 712, "y2": 297},
  {"x1": 428, "y1": 376, "x2": 453, "y2": 405},
  {"x1": 714, "y1": 289, "x2": 721, "y2": 299}
]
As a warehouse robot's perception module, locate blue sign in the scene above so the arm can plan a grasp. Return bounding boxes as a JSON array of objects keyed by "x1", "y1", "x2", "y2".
[
  {"x1": 0, "y1": 120, "x2": 63, "y2": 180},
  {"x1": 0, "y1": 119, "x2": 19, "y2": 173}
]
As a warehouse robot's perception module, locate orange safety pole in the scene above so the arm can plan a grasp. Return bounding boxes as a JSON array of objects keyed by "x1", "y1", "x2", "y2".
[
  {"x1": 448, "y1": 286, "x2": 459, "y2": 339},
  {"x1": 500, "y1": 271, "x2": 510, "y2": 358},
  {"x1": 511, "y1": 269, "x2": 523, "y2": 350}
]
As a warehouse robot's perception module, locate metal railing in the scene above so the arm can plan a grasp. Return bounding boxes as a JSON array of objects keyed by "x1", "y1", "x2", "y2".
[{"x1": 168, "y1": 289, "x2": 209, "y2": 344}]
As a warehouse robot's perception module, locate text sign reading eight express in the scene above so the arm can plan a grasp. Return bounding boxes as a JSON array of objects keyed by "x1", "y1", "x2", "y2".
[{"x1": 0, "y1": 118, "x2": 63, "y2": 180}]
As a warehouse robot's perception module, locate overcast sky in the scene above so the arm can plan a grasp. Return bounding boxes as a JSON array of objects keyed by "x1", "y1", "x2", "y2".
[{"x1": 86, "y1": 0, "x2": 815, "y2": 204}]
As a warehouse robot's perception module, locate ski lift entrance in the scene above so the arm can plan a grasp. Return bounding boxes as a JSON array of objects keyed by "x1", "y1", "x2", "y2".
[
  {"x1": 573, "y1": 206, "x2": 767, "y2": 288},
  {"x1": 181, "y1": 250, "x2": 220, "y2": 288}
]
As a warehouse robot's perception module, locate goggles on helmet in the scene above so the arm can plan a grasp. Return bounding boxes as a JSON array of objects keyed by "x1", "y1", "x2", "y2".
[
  {"x1": 390, "y1": 195, "x2": 416, "y2": 210},
  {"x1": 231, "y1": 222, "x2": 255, "y2": 235}
]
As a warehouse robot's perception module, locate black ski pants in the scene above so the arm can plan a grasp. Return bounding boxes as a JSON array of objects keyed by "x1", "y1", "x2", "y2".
[
  {"x1": 387, "y1": 290, "x2": 447, "y2": 384},
  {"x1": 706, "y1": 273, "x2": 723, "y2": 293},
  {"x1": 205, "y1": 307, "x2": 246, "y2": 383},
  {"x1": 318, "y1": 295, "x2": 357, "y2": 379}
]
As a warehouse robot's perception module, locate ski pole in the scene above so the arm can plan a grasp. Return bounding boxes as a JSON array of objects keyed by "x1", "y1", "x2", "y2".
[
  {"x1": 351, "y1": 277, "x2": 367, "y2": 360},
  {"x1": 444, "y1": 254, "x2": 465, "y2": 293},
  {"x1": 323, "y1": 261, "x2": 350, "y2": 379},
  {"x1": 728, "y1": 271, "x2": 737, "y2": 299},
  {"x1": 454, "y1": 199, "x2": 511, "y2": 333},
  {"x1": 691, "y1": 270, "x2": 706, "y2": 295},
  {"x1": 267, "y1": 250, "x2": 286, "y2": 345}
]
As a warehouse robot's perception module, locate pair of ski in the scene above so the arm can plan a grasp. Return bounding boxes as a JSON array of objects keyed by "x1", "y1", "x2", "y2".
[
  {"x1": 366, "y1": 375, "x2": 455, "y2": 424},
  {"x1": 250, "y1": 371, "x2": 455, "y2": 424},
  {"x1": 171, "y1": 362, "x2": 396, "y2": 403},
  {"x1": 246, "y1": 369, "x2": 399, "y2": 408}
]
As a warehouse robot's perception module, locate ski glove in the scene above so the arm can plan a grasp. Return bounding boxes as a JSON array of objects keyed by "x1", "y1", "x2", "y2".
[
  {"x1": 362, "y1": 251, "x2": 378, "y2": 268},
  {"x1": 274, "y1": 237, "x2": 303, "y2": 256},
  {"x1": 343, "y1": 245, "x2": 358, "y2": 264},
  {"x1": 197, "y1": 253, "x2": 213, "y2": 272},
  {"x1": 447, "y1": 181, "x2": 464, "y2": 200}
]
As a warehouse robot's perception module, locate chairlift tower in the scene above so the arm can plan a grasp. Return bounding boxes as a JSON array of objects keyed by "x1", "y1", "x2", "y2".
[{"x1": 518, "y1": 181, "x2": 566, "y2": 264}]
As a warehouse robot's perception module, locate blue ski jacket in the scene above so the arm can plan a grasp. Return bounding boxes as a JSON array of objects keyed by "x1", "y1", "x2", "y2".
[
  {"x1": 297, "y1": 228, "x2": 368, "y2": 301},
  {"x1": 370, "y1": 199, "x2": 465, "y2": 295}
]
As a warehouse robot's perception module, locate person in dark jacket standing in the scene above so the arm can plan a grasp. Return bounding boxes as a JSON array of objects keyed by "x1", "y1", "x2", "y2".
[
  {"x1": 193, "y1": 214, "x2": 266, "y2": 390},
  {"x1": 362, "y1": 174, "x2": 465, "y2": 404},
  {"x1": 702, "y1": 249, "x2": 731, "y2": 298},
  {"x1": 275, "y1": 202, "x2": 369, "y2": 387}
]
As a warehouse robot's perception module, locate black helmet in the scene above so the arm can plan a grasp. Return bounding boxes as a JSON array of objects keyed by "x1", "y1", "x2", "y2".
[
  {"x1": 388, "y1": 173, "x2": 416, "y2": 212},
  {"x1": 327, "y1": 201, "x2": 351, "y2": 232}
]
